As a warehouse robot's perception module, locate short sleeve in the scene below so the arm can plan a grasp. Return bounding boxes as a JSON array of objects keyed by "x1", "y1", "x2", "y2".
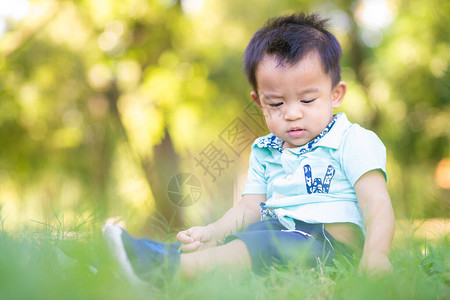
[
  {"x1": 242, "y1": 146, "x2": 268, "y2": 195},
  {"x1": 341, "y1": 125, "x2": 387, "y2": 186}
]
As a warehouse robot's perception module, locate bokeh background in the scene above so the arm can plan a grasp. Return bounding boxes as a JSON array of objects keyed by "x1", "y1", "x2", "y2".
[{"x1": 0, "y1": 0, "x2": 448, "y2": 235}]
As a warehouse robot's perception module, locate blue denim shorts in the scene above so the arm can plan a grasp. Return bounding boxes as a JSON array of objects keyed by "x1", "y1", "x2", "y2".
[{"x1": 224, "y1": 219, "x2": 353, "y2": 274}]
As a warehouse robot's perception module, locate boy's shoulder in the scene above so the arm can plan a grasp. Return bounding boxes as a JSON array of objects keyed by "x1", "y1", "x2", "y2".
[
  {"x1": 336, "y1": 118, "x2": 386, "y2": 165},
  {"x1": 341, "y1": 122, "x2": 385, "y2": 148},
  {"x1": 318, "y1": 113, "x2": 384, "y2": 150}
]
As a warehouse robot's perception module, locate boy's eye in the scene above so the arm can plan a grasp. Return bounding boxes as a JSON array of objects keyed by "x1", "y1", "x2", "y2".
[
  {"x1": 301, "y1": 99, "x2": 316, "y2": 104},
  {"x1": 269, "y1": 102, "x2": 283, "y2": 107}
]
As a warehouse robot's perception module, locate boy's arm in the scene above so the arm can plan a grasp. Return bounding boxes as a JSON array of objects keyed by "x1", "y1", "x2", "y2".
[
  {"x1": 355, "y1": 170, "x2": 395, "y2": 275},
  {"x1": 177, "y1": 194, "x2": 265, "y2": 252},
  {"x1": 209, "y1": 194, "x2": 266, "y2": 239}
]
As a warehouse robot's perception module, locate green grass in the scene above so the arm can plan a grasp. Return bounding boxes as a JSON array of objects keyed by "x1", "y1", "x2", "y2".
[{"x1": 0, "y1": 217, "x2": 448, "y2": 300}]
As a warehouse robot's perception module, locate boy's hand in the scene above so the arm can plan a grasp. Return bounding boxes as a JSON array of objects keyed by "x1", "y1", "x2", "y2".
[
  {"x1": 358, "y1": 252, "x2": 393, "y2": 276},
  {"x1": 176, "y1": 226, "x2": 216, "y2": 253},
  {"x1": 176, "y1": 195, "x2": 264, "y2": 253}
]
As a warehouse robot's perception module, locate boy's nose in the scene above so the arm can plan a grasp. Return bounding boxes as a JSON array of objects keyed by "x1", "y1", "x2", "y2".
[{"x1": 283, "y1": 103, "x2": 303, "y2": 120}]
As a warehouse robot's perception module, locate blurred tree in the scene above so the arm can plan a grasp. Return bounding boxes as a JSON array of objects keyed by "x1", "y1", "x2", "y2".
[
  {"x1": 371, "y1": 0, "x2": 450, "y2": 217},
  {"x1": 0, "y1": 0, "x2": 448, "y2": 233}
]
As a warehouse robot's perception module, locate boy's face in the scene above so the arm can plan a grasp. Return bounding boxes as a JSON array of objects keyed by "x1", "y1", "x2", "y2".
[{"x1": 251, "y1": 53, "x2": 347, "y2": 148}]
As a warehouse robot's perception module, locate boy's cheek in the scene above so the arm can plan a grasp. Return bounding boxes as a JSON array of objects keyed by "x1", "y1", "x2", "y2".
[{"x1": 263, "y1": 108, "x2": 283, "y2": 121}]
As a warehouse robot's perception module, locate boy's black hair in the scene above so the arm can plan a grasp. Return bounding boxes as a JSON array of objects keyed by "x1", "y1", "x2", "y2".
[{"x1": 244, "y1": 12, "x2": 342, "y2": 91}]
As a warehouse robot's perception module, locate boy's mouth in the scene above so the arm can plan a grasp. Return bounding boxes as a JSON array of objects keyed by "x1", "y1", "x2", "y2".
[{"x1": 287, "y1": 127, "x2": 305, "y2": 137}]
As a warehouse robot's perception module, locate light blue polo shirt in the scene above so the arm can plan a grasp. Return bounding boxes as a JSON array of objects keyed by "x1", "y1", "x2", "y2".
[{"x1": 242, "y1": 113, "x2": 387, "y2": 232}]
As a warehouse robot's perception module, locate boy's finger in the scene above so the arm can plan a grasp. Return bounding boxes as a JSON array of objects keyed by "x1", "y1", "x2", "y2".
[
  {"x1": 189, "y1": 228, "x2": 207, "y2": 241},
  {"x1": 176, "y1": 231, "x2": 194, "y2": 243},
  {"x1": 180, "y1": 241, "x2": 202, "y2": 253}
]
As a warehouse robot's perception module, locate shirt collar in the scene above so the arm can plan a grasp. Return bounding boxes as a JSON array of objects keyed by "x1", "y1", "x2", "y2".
[
  {"x1": 255, "y1": 133, "x2": 284, "y2": 152},
  {"x1": 255, "y1": 113, "x2": 352, "y2": 154},
  {"x1": 315, "y1": 113, "x2": 352, "y2": 149}
]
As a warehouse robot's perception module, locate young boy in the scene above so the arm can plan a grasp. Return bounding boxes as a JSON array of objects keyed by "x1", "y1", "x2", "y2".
[{"x1": 103, "y1": 12, "x2": 395, "y2": 284}]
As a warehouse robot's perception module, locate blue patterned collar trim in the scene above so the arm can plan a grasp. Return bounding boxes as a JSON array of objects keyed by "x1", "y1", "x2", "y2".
[
  {"x1": 256, "y1": 113, "x2": 342, "y2": 154},
  {"x1": 255, "y1": 134, "x2": 284, "y2": 152}
]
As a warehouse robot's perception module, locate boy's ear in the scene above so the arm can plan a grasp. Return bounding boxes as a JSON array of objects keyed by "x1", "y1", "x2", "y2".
[
  {"x1": 251, "y1": 91, "x2": 263, "y2": 109},
  {"x1": 332, "y1": 81, "x2": 347, "y2": 109}
]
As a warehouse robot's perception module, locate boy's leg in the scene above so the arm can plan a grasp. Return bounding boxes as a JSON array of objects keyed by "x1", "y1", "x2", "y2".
[
  {"x1": 104, "y1": 220, "x2": 337, "y2": 283},
  {"x1": 103, "y1": 224, "x2": 252, "y2": 283},
  {"x1": 180, "y1": 239, "x2": 251, "y2": 278},
  {"x1": 224, "y1": 220, "x2": 336, "y2": 274}
]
